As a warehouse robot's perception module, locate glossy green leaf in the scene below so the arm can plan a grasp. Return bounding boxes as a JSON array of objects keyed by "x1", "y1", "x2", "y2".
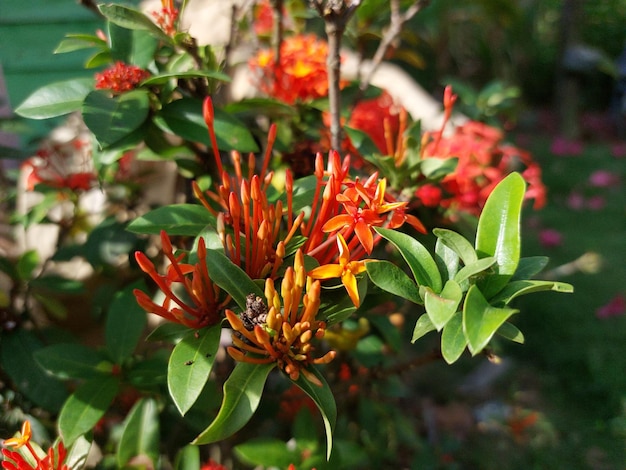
[
  {"x1": 365, "y1": 260, "x2": 422, "y2": 304},
  {"x1": 424, "y1": 280, "x2": 463, "y2": 331},
  {"x1": 411, "y1": 314, "x2": 436, "y2": 343},
  {"x1": 174, "y1": 445, "x2": 201, "y2": 470},
  {"x1": 117, "y1": 398, "x2": 160, "y2": 468},
  {"x1": 146, "y1": 323, "x2": 191, "y2": 343},
  {"x1": 108, "y1": 23, "x2": 158, "y2": 68},
  {"x1": 0, "y1": 329, "x2": 68, "y2": 412},
  {"x1": 375, "y1": 227, "x2": 442, "y2": 293},
  {"x1": 292, "y1": 367, "x2": 337, "y2": 460},
  {"x1": 490, "y1": 280, "x2": 574, "y2": 306},
  {"x1": 511, "y1": 256, "x2": 550, "y2": 281},
  {"x1": 434, "y1": 237, "x2": 460, "y2": 283},
  {"x1": 463, "y1": 285, "x2": 518, "y2": 355},
  {"x1": 475, "y1": 172, "x2": 526, "y2": 298},
  {"x1": 420, "y1": 157, "x2": 458, "y2": 180},
  {"x1": 433, "y1": 228, "x2": 478, "y2": 265},
  {"x1": 496, "y1": 322, "x2": 525, "y2": 344},
  {"x1": 54, "y1": 33, "x2": 107, "y2": 54},
  {"x1": 59, "y1": 376, "x2": 120, "y2": 445},
  {"x1": 168, "y1": 325, "x2": 221, "y2": 415},
  {"x1": 99, "y1": 4, "x2": 170, "y2": 42},
  {"x1": 126, "y1": 204, "x2": 216, "y2": 236},
  {"x1": 154, "y1": 98, "x2": 259, "y2": 153},
  {"x1": 34, "y1": 344, "x2": 112, "y2": 380},
  {"x1": 105, "y1": 283, "x2": 147, "y2": 364},
  {"x1": 193, "y1": 362, "x2": 275, "y2": 445},
  {"x1": 441, "y1": 312, "x2": 466, "y2": 364},
  {"x1": 14, "y1": 78, "x2": 93, "y2": 119},
  {"x1": 82, "y1": 89, "x2": 150, "y2": 148},
  {"x1": 234, "y1": 438, "x2": 299, "y2": 468},
  {"x1": 453, "y1": 257, "x2": 496, "y2": 285},
  {"x1": 205, "y1": 249, "x2": 264, "y2": 309},
  {"x1": 142, "y1": 70, "x2": 231, "y2": 85}
]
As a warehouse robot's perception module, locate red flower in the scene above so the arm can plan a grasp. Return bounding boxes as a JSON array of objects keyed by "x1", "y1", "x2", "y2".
[
  {"x1": 2, "y1": 421, "x2": 69, "y2": 470},
  {"x1": 152, "y1": 0, "x2": 179, "y2": 36},
  {"x1": 348, "y1": 91, "x2": 403, "y2": 155},
  {"x1": 95, "y1": 61, "x2": 150, "y2": 93}
]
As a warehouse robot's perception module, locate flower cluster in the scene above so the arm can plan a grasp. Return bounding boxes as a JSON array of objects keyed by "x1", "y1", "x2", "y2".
[
  {"x1": 95, "y1": 61, "x2": 151, "y2": 93},
  {"x1": 2, "y1": 421, "x2": 68, "y2": 470},
  {"x1": 225, "y1": 250, "x2": 336, "y2": 385},
  {"x1": 134, "y1": 231, "x2": 229, "y2": 328},
  {"x1": 152, "y1": 0, "x2": 179, "y2": 36},
  {"x1": 249, "y1": 34, "x2": 332, "y2": 104}
]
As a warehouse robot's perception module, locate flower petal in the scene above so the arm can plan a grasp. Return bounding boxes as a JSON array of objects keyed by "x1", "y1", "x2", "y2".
[{"x1": 308, "y1": 264, "x2": 343, "y2": 280}]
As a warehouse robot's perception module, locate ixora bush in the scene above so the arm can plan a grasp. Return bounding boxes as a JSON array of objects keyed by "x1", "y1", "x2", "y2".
[{"x1": 1, "y1": 1, "x2": 572, "y2": 468}]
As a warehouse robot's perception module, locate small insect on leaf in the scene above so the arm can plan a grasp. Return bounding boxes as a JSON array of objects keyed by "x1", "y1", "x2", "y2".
[{"x1": 184, "y1": 360, "x2": 194, "y2": 366}]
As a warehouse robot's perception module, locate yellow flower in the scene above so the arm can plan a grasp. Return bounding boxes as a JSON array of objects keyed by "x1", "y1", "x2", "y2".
[
  {"x1": 308, "y1": 233, "x2": 366, "y2": 307},
  {"x1": 3, "y1": 420, "x2": 31, "y2": 449}
]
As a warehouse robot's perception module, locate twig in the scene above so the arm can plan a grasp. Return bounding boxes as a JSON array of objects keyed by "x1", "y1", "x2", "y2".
[
  {"x1": 270, "y1": 0, "x2": 285, "y2": 65},
  {"x1": 77, "y1": 0, "x2": 104, "y2": 17}
]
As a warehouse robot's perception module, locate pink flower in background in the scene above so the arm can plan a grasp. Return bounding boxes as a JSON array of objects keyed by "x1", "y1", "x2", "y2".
[
  {"x1": 586, "y1": 195, "x2": 606, "y2": 211},
  {"x1": 566, "y1": 191, "x2": 585, "y2": 210},
  {"x1": 538, "y1": 228, "x2": 563, "y2": 248},
  {"x1": 588, "y1": 170, "x2": 620, "y2": 188},
  {"x1": 596, "y1": 294, "x2": 626, "y2": 319},
  {"x1": 550, "y1": 136, "x2": 583, "y2": 156},
  {"x1": 610, "y1": 142, "x2": 626, "y2": 158}
]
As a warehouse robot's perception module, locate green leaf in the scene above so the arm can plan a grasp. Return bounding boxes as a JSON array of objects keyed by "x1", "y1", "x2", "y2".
[
  {"x1": 65, "y1": 435, "x2": 92, "y2": 470},
  {"x1": 475, "y1": 172, "x2": 526, "y2": 298},
  {"x1": 105, "y1": 283, "x2": 147, "y2": 364},
  {"x1": 108, "y1": 23, "x2": 158, "y2": 68},
  {"x1": 29, "y1": 276, "x2": 85, "y2": 294},
  {"x1": 432, "y1": 228, "x2": 478, "y2": 265},
  {"x1": 99, "y1": 4, "x2": 171, "y2": 42},
  {"x1": 424, "y1": 280, "x2": 463, "y2": 331},
  {"x1": 168, "y1": 325, "x2": 221, "y2": 415},
  {"x1": 490, "y1": 280, "x2": 574, "y2": 306},
  {"x1": 174, "y1": 445, "x2": 201, "y2": 470},
  {"x1": 453, "y1": 256, "x2": 496, "y2": 285},
  {"x1": 441, "y1": 312, "x2": 466, "y2": 364},
  {"x1": 126, "y1": 204, "x2": 216, "y2": 236},
  {"x1": 411, "y1": 314, "x2": 436, "y2": 343},
  {"x1": 154, "y1": 98, "x2": 259, "y2": 153},
  {"x1": 58, "y1": 376, "x2": 120, "y2": 446},
  {"x1": 365, "y1": 260, "x2": 422, "y2": 304},
  {"x1": 15, "y1": 78, "x2": 93, "y2": 119},
  {"x1": 142, "y1": 70, "x2": 231, "y2": 86},
  {"x1": 0, "y1": 329, "x2": 68, "y2": 412},
  {"x1": 117, "y1": 398, "x2": 160, "y2": 468},
  {"x1": 193, "y1": 362, "x2": 275, "y2": 445},
  {"x1": 419, "y1": 157, "x2": 458, "y2": 180},
  {"x1": 234, "y1": 438, "x2": 299, "y2": 468},
  {"x1": 54, "y1": 34, "x2": 107, "y2": 54},
  {"x1": 344, "y1": 126, "x2": 381, "y2": 158},
  {"x1": 82, "y1": 89, "x2": 150, "y2": 148},
  {"x1": 292, "y1": 367, "x2": 337, "y2": 461},
  {"x1": 146, "y1": 323, "x2": 191, "y2": 343},
  {"x1": 496, "y1": 322, "x2": 525, "y2": 344},
  {"x1": 511, "y1": 256, "x2": 549, "y2": 281},
  {"x1": 17, "y1": 249, "x2": 39, "y2": 281},
  {"x1": 434, "y1": 237, "x2": 460, "y2": 283},
  {"x1": 463, "y1": 285, "x2": 518, "y2": 355},
  {"x1": 34, "y1": 344, "x2": 112, "y2": 380},
  {"x1": 205, "y1": 249, "x2": 264, "y2": 309},
  {"x1": 375, "y1": 227, "x2": 442, "y2": 293}
]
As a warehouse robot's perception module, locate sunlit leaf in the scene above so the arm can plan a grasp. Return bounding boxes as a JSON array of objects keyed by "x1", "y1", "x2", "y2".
[
  {"x1": 126, "y1": 204, "x2": 216, "y2": 236},
  {"x1": 433, "y1": 228, "x2": 477, "y2": 265},
  {"x1": 205, "y1": 249, "x2": 264, "y2": 310},
  {"x1": 440, "y1": 312, "x2": 466, "y2": 364},
  {"x1": 411, "y1": 314, "x2": 436, "y2": 343},
  {"x1": 365, "y1": 260, "x2": 422, "y2": 304},
  {"x1": 496, "y1": 322, "x2": 525, "y2": 344},
  {"x1": 117, "y1": 398, "x2": 160, "y2": 468},
  {"x1": 490, "y1": 280, "x2": 574, "y2": 306},
  {"x1": 34, "y1": 344, "x2": 112, "y2": 380},
  {"x1": 424, "y1": 280, "x2": 463, "y2": 330},
  {"x1": 15, "y1": 78, "x2": 93, "y2": 119}
]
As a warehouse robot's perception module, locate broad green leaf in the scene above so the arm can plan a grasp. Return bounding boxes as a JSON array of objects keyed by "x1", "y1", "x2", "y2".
[
  {"x1": 168, "y1": 325, "x2": 221, "y2": 415},
  {"x1": 174, "y1": 445, "x2": 201, "y2": 470},
  {"x1": 496, "y1": 322, "x2": 525, "y2": 344},
  {"x1": 463, "y1": 285, "x2": 518, "y2": 355},
  {"x1": 146, "y1": 323, "x2": 191, "y2": 343},
  {"x1": 108, "y1": 23, "x2": 158, "y2": 68},
  {"x1": 475, "y1": 172, "x2": 526, "y2": 298},
  {"x1": 205, "y1": 249, "x2": 264, "y2": 309},
  {"x1": 193, "y1": 362, "x2": 275, "y2": 445},
  {"x1": 434, "y1": 237, "x2": 460, "y2": 283},
  {"x1": 99, "y1": 4, "x2": 171, "y2": 42},
  {"x1": 344, "y1": 126, "x2": 381, "y2": 159},
  {"x1": 59, "y1": 376, "x2": 120, "y2": 445},
  {"x1": 411, "y1": 314, "x2": 436, "y2": 343},
  {"x1": 117, "y1": 398, "x2": 160, "y2": 468},
  {"x1": 29, "y1": 276, "x2": 85, "y2": 294},
  {"x1": 292, "y1": 367, "x2": 337, "y2": 461},
  {"x1": 82, "y1": 89, "x2": 150, "y2": 148},
  {"x1": 419, "y1": 157, "x2": 458, "y2": 180},
  {"x1": 441, "y1": 312, "x2": 466, "y2": 364},
  {"x1": 54, "y1": 34, "x2": 107, "y2": 54},
  {"x1": 0, "y1": 329, "x2": 68, "y2": 412},
  {"x1": 490, "y1": 280, "x2": 574, "y2": 306},
  {"x1": 432, "y1": 228, "x2": 478, "y2": 265},
  {"x1": 424, "y1": 280, "x2": 463, "y2": 331},
  {"x1": 154, "y1": 98, "x2": 259, "y2": 153},
  {"x1": 126, "y1": 204, "x2": 216, "y2": 236},
  {"x1": 234, "y1": 438, "x2": 299, "y2": 468},
  {"x1": 15, "y1": 78, "x2": 93, "y2": 119},
  {"x1": 34, "y1": 344, "x2": 112, "y2": 380},
  {"x1": 365, "y1": 260, "x2": 422, "y2": 304},
  {"x1": 375, "y1": 227, "x2": 442, "y2": 293},
  {"x1": 511, "y1": 256, "x2": 549, "y2": 281},
  {"x1": 142, "y1": 70, "x2": 231, "y2": 86},
  {"x1": 106, "y1": 283, "x2": 147, "y2": 364},
  {"x1": 453, "y1": 257, "x2": 496, "y2": 285}
]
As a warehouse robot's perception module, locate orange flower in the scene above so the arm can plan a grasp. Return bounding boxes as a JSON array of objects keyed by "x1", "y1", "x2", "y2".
[
  {"x1": 152, "y1": 0, "x2": 179, "y2": 36},
  {"x1": 2, "y1": 421, "x2": 31, "y2": 450},
  {"x1": 225, "y1": 250, "x2": 336, "y2": 385},
  {"x1": 134, "y1": 231, "x2": 229, "y2": 328},
  {"x1": 308, "y1": 233, "x2": 366, "y2": 307},
  {"x1": 2, "y1": 421, "x2": 69, "y2": 470}
]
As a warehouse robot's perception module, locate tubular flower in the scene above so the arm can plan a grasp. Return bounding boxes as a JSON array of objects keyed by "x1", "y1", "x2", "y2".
[
  {"x1": 152, "y1": 0, "x2": 179, "y2": 36},
  {"x1": 95, "y1": 61, "x2": 150, "y2": 93},
  {"x1": 225, "y1": 250, "x2": 336, "y2": 386},
  {"x1": 134, "y1": 231, "x2": 229, "y2": 329},
  {"x1": 308, "y1": 233, "x2": 366, "y2": 308},
  {"x1": 2, "y1": 421, "x2": 69, "y2": 470}
]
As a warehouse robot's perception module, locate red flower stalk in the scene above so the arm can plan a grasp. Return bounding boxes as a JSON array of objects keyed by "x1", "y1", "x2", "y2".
[
  {"x1": 95, "y1": 61, "x2": 150, "y2": 93},
  {"x1": 134, "y1": 231, "x2": 228, "y2": 328},
  {"x1": 2, "y1": 421, "x2": 69, "y2": 470}
]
